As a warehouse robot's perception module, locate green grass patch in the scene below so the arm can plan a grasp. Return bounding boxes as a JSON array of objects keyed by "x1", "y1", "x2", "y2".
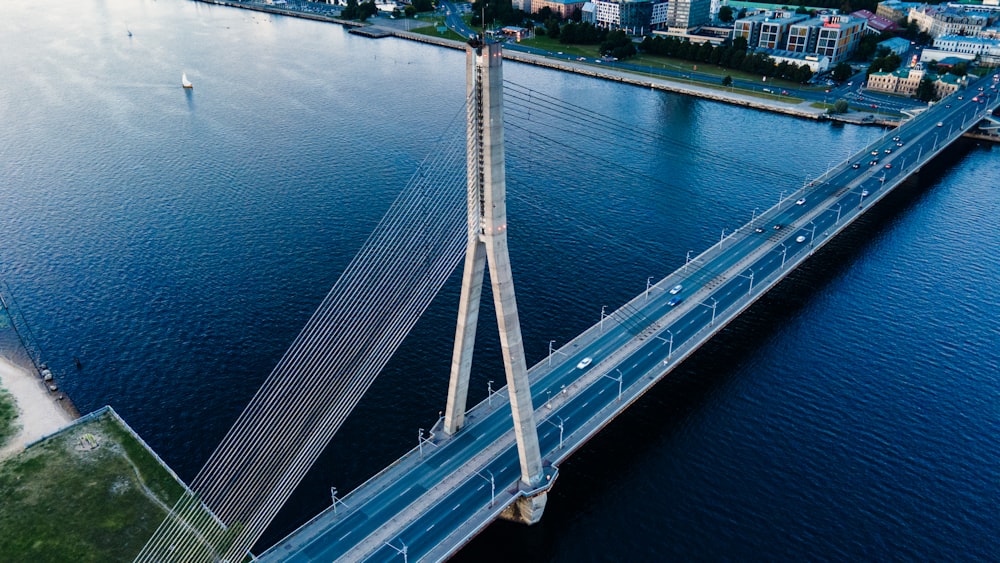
[
  {"x1": 516, "y1": 35, "x2": 600, "y2": 58},
  {"x1": 0, "y1": 409, "x2": 187, "y2": 562},
  {"x1": 0, "y1": 388, "x2": 17, "y2": 449},
  {"x1": 410, "y1": 21, "x2": 467, "y2": 42},
  {"x1": 510, "y1": 41, "x2": 825, "y2": 98}
]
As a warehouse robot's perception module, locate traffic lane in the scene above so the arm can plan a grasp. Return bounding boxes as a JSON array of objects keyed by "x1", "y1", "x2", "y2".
[{"x1": 373, "y1": 456, "x2": 522, "y2": 562}]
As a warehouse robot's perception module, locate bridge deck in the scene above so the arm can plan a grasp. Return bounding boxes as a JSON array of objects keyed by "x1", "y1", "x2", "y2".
[{"x1": 260, "y1": 73, "x2": 999, "y2": 563}]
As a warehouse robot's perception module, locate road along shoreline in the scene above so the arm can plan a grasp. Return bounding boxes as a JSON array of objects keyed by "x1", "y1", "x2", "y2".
[{"x1": 193, "y1": 0, "x2": 899, "y2": 127}]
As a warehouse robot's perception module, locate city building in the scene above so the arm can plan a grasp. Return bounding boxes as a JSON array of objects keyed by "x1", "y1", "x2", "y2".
[
  {"x1": 590, "y1": 0, "x2": 654, "y2": 32},
  {"x1": 878, "y1": 36, "x2": 913, "y2": 57},
  {"x1": 850, "y1": 9, "x2": 902, "y2": 35},
  {"x1": 665, "y1": 0, "x2": 711, "y2": 33},
  {"x1": 532, "y1": 0, "x2": 588, "y2": 19},
  {"x1": 875, "y1": 0, "x2": 923, "y2": 22},
  {"x1": 651, "y1": 1, "x2": 670, "y2": 30},
  {"x1": 786, "y1": 14, "x2": 866, "y2": 63},
  {"x1": 866, "y1": 67, "x2": 965, "y2": 97},
  {"x1": 733, "y1": 10, "x2": 809, "y2": 50},
  {"x1": 933, "y1": 34, "x2": 1000, "y2": 65},
  {"x1": 907, "y1": 6, "x2": 989, "y2": 38}
]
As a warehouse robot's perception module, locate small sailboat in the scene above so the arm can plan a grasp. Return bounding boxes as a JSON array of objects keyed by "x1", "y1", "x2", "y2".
[{"x1": 181, "y1": 72, "x2": 193, "y2": 89}]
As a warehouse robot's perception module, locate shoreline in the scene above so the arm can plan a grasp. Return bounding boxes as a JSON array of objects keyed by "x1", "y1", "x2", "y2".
[
  {"x1": 193, "y1": 0, "x2": 900, "y2": 127},
  {"x1": 0, "y1": 356, "x2": 77, "y2": 461}
]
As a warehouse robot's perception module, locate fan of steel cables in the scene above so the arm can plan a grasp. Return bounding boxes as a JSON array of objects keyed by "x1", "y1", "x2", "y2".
[{"x1": 136, "y1": 95, "x2": 474, "y2": 563}]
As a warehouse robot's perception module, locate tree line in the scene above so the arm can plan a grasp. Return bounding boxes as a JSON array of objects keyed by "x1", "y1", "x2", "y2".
[{"x1": 640, "y1": 35, "x2": 815, "y2": 83}]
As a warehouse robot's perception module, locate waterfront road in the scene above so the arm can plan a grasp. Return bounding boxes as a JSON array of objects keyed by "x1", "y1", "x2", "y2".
[{"x1": 259, "y1": 74, "x2": 998, "y2": 562}]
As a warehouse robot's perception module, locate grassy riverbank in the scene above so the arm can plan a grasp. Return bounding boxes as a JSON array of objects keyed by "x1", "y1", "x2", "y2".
[
  {"x1": 0, "y1": 409, "x2": 186, "y2": 562},
  {"x1": 0, "y1": 388, "x2": 15, "y2": 449}
]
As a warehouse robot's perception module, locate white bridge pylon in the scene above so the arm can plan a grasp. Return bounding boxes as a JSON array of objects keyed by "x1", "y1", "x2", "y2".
[{"x1": 442, "y1": 39, "x2": 546, "y2": 504}]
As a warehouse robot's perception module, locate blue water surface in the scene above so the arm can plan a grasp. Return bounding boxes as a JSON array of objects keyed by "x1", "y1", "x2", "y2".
[{"x1": 1, "y1": 0, "x2": 996, "y2": 559}]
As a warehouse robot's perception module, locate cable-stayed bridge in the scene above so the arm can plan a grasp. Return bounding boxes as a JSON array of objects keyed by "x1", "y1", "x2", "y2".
[{"x1": 138, "y1": 43, "x2": 1000, "y2": 562}]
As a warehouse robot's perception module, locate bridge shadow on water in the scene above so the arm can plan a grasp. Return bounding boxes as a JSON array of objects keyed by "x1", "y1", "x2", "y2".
[{"x1": 449, "y1": 139, "x2": 982, "y2": 562}]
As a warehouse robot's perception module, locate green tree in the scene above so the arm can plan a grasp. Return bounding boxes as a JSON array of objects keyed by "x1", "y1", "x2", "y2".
[
  {"x1": 915, "y1": 77, "x2": 936, "y2": 101},
  {"x1": 951, "y1": 62, "x2": 968, "y2": 77},
  {"x1": 794, "y1": 64, "x2": 813, "y2": 84},
  {"x1": 728, "y1": 50, "x2": 745, "y2": 70},
  {"x1": 358, "y1": 0, "x2": 377, "y2": 21},
  {"x1": 722, "y1": 75, "x2": 733, "y2": 87},
  {"x1": 697, "y1": 41, "x2": 714, "y2": 63},
  {"x1": 718, "y1": 5, "x2": 734, "y2": 23},
  {"x1": 830, "y1": 99, "x2": 849, "y2": 113},
  {"x1": 342, "y1": 0, "x2": 359, "y2": 19},
  {"x1": 412, "y1": 0, "x2": 433, "y2": 11},
  {"x1": 545, "y1": 17, "x2": 560, "y2": 39},
  {"x1": 600, "y1": 30, "x2": 635, "y2": 59},
  {"x1": 831, "y1": 61, "x2": 853, "y2": 82}
]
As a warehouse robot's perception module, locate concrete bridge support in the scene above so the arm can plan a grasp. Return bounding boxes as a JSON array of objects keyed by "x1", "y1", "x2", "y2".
[{"x1": 443, "y1": 38, "x2": 546, "y2": 508}]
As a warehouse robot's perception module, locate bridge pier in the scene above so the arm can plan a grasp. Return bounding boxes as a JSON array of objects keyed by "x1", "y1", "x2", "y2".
[{"x1": 501, "y1": 492, "x2": 548, "y2": 525}]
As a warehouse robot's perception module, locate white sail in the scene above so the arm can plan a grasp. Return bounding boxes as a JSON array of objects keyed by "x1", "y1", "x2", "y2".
[{"x1": 181, "y1": 73, "x2": 193, "y2": 88}]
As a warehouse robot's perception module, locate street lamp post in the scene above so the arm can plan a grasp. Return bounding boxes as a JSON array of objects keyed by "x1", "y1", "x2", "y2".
[
  {"x1": 418, "y1": 428, "x2": 424, "y2": 458},
  {"x1": 685, "y1": 250, "x2": 693, "y2": 272},
  {"x1": 600, "y1": 305, "x2": 607, "y2": 333},
  {"x1": 834, "y1": 203, "x2": 842, "y2": 224},
  {"x1": 385, "y1": 539, "x2": 408, "y2": 563},
  {"x1": 548, "y1": 340, "x2": 555, "y2": 366},
  {"x1": 779, "y1": 243, "x2": 788, "y2": 267},
  {"x1": 475, "y1": 469, "x2": 496, "y2": 507},
  {"x1": 747, "y1": 268, "x2": 755, "y2": 295},
  {"x1": 601, "y1": 369, "x2": 624, "y2": 402},
  {"x1": 809, "y1": 221, "x2": 817, "y2": 250},
  {"x1": 556, "y1": 416, "x2": 564, "y2": 449},
  {"x1": 778, "y1": 190, "x2": 787, "y2": 209},
  {"x1": 330, "y1": 487, "x2": 349, "y2": 514},
  {"x1": 487, "y1": 380, "x2": 494, "y2": 407},
  {"x1": 700, "y1": 298, "x2": 718, "y2": 326},
  {"x1": 545, "y1": 416, "x2": 565, "y2": 450},
  {"x1": 751, "y1": 207, "x2": 759, "y2": 227},
  {"x1": 645, "y1": 276, "x2": 653, "y2": 302}
]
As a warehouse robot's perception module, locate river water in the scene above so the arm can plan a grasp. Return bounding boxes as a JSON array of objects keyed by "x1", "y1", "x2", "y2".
[{"x1": 1, "y1": 0, "x2": 997, "y2": 560}]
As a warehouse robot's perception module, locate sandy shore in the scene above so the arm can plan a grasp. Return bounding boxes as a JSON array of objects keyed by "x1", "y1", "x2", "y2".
[{"x1": 0, "y1": 357, "x2": 74, "y2": 461}]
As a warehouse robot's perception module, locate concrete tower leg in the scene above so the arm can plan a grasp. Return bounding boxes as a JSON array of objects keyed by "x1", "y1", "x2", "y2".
[
  {"x1": 442, "y1": 39, "x2": 545, "y2": 514},
  {"x1": 443, "y1": 241, "x2": 485, "y2": 434}
]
